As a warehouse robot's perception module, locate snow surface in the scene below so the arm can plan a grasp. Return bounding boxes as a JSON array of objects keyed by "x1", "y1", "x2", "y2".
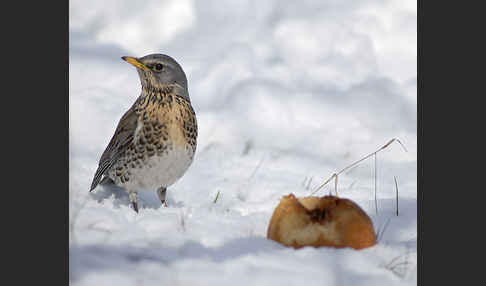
[{"x1": 69, "y1": 0, "x2": 417, "y2": 285}]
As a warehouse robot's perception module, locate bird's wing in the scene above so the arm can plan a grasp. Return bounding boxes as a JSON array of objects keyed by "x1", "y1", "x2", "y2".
[{"x1": 90, "y1": 105, "x2": 139, "y2": 191}]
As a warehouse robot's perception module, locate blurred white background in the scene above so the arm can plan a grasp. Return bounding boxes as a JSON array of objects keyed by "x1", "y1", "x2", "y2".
[{"x1": 70, "y1": 0, "x2": 416, "y2": 159}]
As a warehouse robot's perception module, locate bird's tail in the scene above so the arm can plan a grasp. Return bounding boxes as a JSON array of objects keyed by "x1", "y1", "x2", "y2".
[
  {"x1": 89, "y1": 162, "x2": 112, "y2": 192},
  {"x1": 89, "y1": 173, "x2": 114, "y2": 192}
]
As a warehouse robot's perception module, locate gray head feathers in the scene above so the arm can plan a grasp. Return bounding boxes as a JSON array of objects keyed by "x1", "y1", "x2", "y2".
[{"x1": 122, "y1": 53, "x2": 189, "y2": 100}]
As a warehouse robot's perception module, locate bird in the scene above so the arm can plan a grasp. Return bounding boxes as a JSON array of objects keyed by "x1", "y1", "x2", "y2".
[{"x1": 89, "y1": 54, "x2": 198, "y2": 213}]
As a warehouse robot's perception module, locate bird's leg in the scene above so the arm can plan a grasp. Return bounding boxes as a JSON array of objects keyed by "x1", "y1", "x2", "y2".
[
  {"x1": 157, "y1": 187, "x2": 167, "y2": 207},
  {"x1": 128, "y1": 191, "x2": 139, "y2": 213}
]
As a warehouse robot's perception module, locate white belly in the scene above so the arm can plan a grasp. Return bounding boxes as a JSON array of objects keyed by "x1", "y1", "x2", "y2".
[{"x1": 123, "y1": 146, "x2": 194, "y2": 191}]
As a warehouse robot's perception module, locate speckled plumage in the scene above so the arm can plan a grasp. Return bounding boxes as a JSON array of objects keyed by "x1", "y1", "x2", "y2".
[{"x1": 90, "y1": 54, "x2": 197, "y2": 212}]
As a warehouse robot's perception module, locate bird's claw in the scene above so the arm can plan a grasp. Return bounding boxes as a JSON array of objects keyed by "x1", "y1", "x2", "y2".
[{"x1": 132, "y1": 202, "x2": 139, "y2": 213}]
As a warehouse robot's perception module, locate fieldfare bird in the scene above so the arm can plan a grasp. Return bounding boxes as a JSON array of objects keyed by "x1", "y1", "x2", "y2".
[{"x1": 89, "y1": 54, "x2": 198, "y2": 213}]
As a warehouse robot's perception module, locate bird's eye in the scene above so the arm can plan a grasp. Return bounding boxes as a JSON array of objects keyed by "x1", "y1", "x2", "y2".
[{"x1": 154, "y1": 63, "x2": 163, "y2": 71}]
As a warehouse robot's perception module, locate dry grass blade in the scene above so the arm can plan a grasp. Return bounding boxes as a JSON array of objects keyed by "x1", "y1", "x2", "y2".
[
  {"x1": 302, "y1": 176, "x2": 314, "y2": 190},
  {"x1": 387, "y1": 261, "x2": 410, "y2": 278},
  {"x1": 384, "y1": 247, "x2": 415, "y2": 279},
  {"x1": 374, "y1": 153, "x2": 378, "y2": 215},
  {"x1": 311, "y1": 173, "x2": 336, "y2": 195},
  {"x1": 334, "y1": 174, "x2": 338, "y2": 196},
  {"x1": 307, "y1": 177, "x2": 313, "y2": 190},
  {"x1": 376, "y1": 217, "x2": 391, "y2": 242},
  {"x1": 213, "y1": 190, "x2": 221, "y2": 204},
  {"x1": 179, "y1": 210, "x2": 186, "y2": 232},
  {"x1": 346, "y1": 179, "x2": 357, "y2": 191},
  {"x1": 248, "y1": 155, "x2": 265, "y2": 181},
  {"x1": 381, "y1": 138, "x2": 408, "y2": 153},
  {"x1": 394, "y1": 176, "x2": 399, "y2": 216},
  {"x1": 310, "y1": 138, "x2": 408, "y2": 196},
  {"x1": 302, "y1": 176, "x2": 308, "y2": 187}
]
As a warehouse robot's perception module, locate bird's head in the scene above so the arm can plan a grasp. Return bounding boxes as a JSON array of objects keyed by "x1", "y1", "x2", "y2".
[{"x1": 122, "y1": 53, "x2": 189, "y2": 99}]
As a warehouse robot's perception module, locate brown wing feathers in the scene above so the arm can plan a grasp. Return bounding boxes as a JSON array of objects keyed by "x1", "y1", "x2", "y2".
[{"x1": 90, "y1": 107, "x2": 139, "y2": 191}]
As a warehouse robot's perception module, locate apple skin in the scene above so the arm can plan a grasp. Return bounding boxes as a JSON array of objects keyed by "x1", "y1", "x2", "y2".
[{"x1": 267, "y1": 194, "x2": 376, "y2": 250}]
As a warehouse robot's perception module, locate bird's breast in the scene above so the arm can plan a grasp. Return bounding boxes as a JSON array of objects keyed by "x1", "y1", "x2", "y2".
[
  {"x1": 113, "y1": 92, "x2": 197, "y2": 190},
  {"x1": 127, "y1": 144, "x2": 194, "y2": 190}
]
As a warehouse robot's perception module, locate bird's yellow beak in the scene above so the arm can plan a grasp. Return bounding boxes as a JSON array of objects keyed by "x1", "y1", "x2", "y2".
[{"x1": 122, "y1": 56, "x2": 150, "y2": 71}]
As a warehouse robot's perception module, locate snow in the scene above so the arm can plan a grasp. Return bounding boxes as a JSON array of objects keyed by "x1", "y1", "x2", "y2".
[{"x1": 69, "y1": 0, "x2": 417, "y2": 285}]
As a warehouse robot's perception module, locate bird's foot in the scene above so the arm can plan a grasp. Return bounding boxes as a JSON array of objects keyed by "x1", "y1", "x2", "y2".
[
  {"x1": 132, "y1": 201, "x2": 139, "y2": 213},
  {"x1": 129, "y1": 192, "x2": 139, "y2": 213},
  {"x1": 157, "y1": 187, "x2": 167, "y2": 208}
]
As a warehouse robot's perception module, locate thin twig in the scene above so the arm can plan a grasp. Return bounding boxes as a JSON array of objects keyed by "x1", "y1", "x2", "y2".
[{"x1": 310, "y1": 138, "x2": 407, "y2": 196}]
